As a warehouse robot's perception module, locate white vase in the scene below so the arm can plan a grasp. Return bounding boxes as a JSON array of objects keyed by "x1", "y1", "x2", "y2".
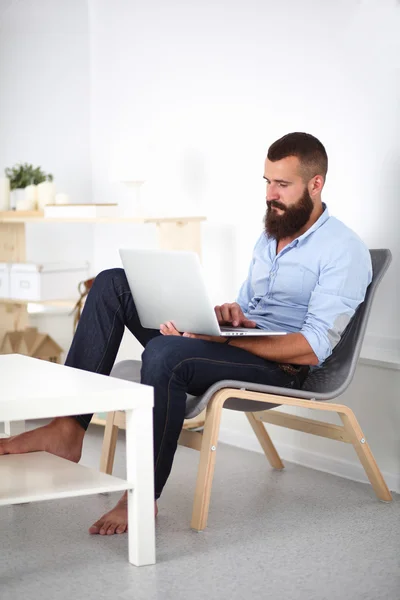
[
  {"x1": 10, "y1": 188, "x2": 24, "y2": 210},
  {"x1": 12, "y1": 186, "x2": 37, "y2": 211},
  {"x1": 0, "y1": 177, "x2": 10, "y2": 211},
  {"x1": 37, "y1": 181, "x2": 56, "y2": 210}
]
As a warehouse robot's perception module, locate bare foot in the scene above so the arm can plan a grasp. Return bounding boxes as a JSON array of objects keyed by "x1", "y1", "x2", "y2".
[
  {"x1": 0, "y1": 417, "x2": 85, "y2": 463},
  {"x1": 89, "y1": 492, "x2": 158, "y2": 535}
]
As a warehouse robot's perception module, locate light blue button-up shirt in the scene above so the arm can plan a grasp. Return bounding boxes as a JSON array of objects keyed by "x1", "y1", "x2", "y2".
[{"x1": 236, "y1": 205, "x2": 372, "y2": 365}]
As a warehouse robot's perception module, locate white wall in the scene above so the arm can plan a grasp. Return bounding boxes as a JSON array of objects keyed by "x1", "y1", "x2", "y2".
[
  {"x1": 0, "y1": 0, "x2": 92, "y2": 207},
  {"x1": 0, "y1": 0, "x2": 93, "y2": 352},
  {"x1": 0, "y1": 0, "x2": 94, "y2": 279},
  {"x1": 87, "y1": 0, "x2": 400, "y2": 491},
  {"x1": 1, "y1": 0, "x2": 399, "y2": 489},
  {"x1": 89, "y1": 0, "x2": 400, "y2": 346}
]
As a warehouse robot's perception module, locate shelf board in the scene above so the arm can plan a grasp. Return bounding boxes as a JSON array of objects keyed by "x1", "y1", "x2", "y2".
[
  {"x1": 0, "y1": 451, "x2": 132, "y2": 506},
  {"x1": 0, "y1": 214, "x2": 206, "y2": 224},
  {"x1": 0, "y1": 297, "x2": 76, "y2": 307},
  {"x1": 0, "y1": 210, "x2": 44, "y2": 219}
]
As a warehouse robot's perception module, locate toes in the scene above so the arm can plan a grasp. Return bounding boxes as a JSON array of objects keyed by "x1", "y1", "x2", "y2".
[
  {"x1": 101, "y1": 521, "x2": 116, "y2": 535},
  {"x1": 99, "y1": 521, "x2": 110, "y2": 535},
  {"x1": 89, "y1": 504, "x2": 128, "y2": 536},
  {"x1": 88, "y1": 519, "x2": 103, "y2": 535},
  {"x1": 89, "y1": 519, "x2": 127, "y2": 535},
  {"x1": 88, "y1": 525, "x2": 100, "y2": 535}
]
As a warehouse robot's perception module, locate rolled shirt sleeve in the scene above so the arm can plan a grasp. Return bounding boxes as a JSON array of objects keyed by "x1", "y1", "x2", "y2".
[{"x1": 300, "y1": 240, "x2": 372, "y2": 364}]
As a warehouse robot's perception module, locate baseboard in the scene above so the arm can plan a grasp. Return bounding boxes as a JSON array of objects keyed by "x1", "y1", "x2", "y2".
[
  {"x1": 363, "y1": 334, "x2": 400, "y2": 353},
  {"x1": 219, "y1": 426, "x2": 400, "y2": 495},
  {"x1": 360, "y1": 334, "x2": 400, "y2": 370}
]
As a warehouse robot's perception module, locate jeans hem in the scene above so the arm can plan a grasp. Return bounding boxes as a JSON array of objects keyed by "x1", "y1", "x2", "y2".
[{"x1": 73, "y1": 414, "x2": 91, "y2": 431}]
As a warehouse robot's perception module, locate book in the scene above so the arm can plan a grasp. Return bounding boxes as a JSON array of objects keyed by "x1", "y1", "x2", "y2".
[{"x1": 43, "y1": 203, "x2": 118, "y2": 219}]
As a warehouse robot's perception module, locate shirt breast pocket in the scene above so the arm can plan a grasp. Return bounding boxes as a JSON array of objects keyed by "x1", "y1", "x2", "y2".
[
  {"x1": 275, "y1": 267, "x2": 318, "y2": 304},
  {"x1": 277, "y1": 272, "x2": 304, "y2": 297}
]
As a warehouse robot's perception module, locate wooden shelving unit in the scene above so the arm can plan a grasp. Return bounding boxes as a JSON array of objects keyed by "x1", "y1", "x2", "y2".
[{"x1": 0, "y1": 211, "x2": 205, "y2": 333}]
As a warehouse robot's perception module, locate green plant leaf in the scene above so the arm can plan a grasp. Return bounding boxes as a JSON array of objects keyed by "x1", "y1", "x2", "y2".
[{"x1": 5, "y1": 162, "x2": 54, "y2": 189}]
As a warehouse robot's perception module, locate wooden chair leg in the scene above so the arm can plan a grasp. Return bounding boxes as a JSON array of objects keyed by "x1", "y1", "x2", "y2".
[
  {"x1": 189, "y1": 388, "x2": 392, "y2": 532},
  {"x1": 338, "y1": 410, "x2": 392, "y2": 502},
  {"x1": 191, "y1": 392, "x2": 225, "y2": 532},
  {"x1": 100, "y1": 411, "x2": 119, "y2": 474},
  {"x1": 245, "y1": 412, "x2": 284, "y2": 470}
]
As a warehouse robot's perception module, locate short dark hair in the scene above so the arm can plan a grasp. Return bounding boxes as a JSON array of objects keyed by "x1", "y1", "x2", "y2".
[{"x1": 267, "y1": 132, "x2": 328, "y2": 182}]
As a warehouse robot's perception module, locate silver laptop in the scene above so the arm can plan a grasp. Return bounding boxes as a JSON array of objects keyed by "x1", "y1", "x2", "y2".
[{"x1": 119, "y1": 248, "x2": 287, "y2": 337}]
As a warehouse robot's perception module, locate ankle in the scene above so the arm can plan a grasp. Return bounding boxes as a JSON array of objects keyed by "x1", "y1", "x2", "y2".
[
  {"x1": 117, "y1": 491, "x2": 128, "y2": 507},
  {"x1": 51, "y1": 417, "x2": 85, "y2": 437}
]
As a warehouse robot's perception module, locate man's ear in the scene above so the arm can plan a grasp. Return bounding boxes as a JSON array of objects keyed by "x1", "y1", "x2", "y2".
[{"x1": 309, "y1": 175, "x2": 324, "y2": 196}]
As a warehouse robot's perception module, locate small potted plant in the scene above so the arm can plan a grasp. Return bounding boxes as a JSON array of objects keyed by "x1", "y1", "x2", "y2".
[{"x1": 4, "y1": 163, "x2": 54, "y2": 211}]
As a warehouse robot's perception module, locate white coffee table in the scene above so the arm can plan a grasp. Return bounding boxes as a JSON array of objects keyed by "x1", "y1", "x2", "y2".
[{"x1": 0, "y1": 354, "x2": 155, "y2": 567}]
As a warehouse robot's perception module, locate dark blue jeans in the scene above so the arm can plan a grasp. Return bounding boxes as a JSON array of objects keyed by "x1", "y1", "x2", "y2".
[{"x1": 66, "y1": 268, "x2": 305, "y2": 500}]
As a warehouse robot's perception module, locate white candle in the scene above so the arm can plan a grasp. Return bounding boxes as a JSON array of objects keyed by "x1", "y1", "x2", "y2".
[
  {"x1": 0, "y1": 177, "x2": 10, "y2": 211},
  {"x1": 37, "y1": 181, "x2": 56, "y2": 209},
  {"x1": 24, "y1": 184, "x2": 38, "y2": 210}
]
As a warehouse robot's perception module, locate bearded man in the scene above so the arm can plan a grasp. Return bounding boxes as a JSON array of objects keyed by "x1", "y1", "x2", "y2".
[{"x1": 0, "y1": 132, "x2": 372, "y2": 535}]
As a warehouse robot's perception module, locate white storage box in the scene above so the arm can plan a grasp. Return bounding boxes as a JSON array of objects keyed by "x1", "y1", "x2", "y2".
[
  {"x1": 10, "y1": 262, "x2": 89, "y2": 301},
  {"x1": 0, "y1": 263, "x2": 10, "y2": 298},
  {"x1": 44, "y1": 204, "x2": 118, "y2": 219}
]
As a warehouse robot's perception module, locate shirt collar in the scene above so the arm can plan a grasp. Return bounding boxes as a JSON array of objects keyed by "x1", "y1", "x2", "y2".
[{"x1": 286, "y1": 203, "x2": 330, "y2": 248}]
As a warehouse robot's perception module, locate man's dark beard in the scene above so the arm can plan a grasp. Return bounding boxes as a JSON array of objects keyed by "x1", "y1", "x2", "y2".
[{"x1": 264, "y1": 188, "x2": 314, "y2": 240}]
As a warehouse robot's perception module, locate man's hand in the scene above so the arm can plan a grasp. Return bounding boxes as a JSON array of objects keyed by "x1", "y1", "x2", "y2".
[
  {"x1": 159, "y1": 321, "x2": 225, "y2": 344},
  {"x1": 214, "y1": 302, "x2": 257, "y2": 328},
  {"x1": 159, "y1": 300, "x2": 257, "y2": 343},
  {"x1": 160, "y1": 321, "x2": 181, "y2": 336}
]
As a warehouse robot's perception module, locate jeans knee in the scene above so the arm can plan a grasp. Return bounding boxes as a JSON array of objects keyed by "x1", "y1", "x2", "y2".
[
  {"x1": 91, "y1": 268, "x2": 129, "y2": 295},
  {"x1": 141, "y1": 336, "x2": 187, "y2": 383}
]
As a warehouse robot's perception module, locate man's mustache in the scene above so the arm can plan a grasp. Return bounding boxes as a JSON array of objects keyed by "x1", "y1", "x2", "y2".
[{"x1": 267, "y1": 200, "x2": 286, "y2": 211}]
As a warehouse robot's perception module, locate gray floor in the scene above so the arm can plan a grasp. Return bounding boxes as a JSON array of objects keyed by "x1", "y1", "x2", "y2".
[{"x1": 1, "y1": 421, "x2": 399, "y2": 600}]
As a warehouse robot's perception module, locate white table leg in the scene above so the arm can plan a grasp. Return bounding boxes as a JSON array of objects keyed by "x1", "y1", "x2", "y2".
[
  {"x1": 125, "y1": 406, "x2": 156, "y2": 566},
  {"x1": 3, "y1": 420, "x2": 26, "y2": 436}
]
